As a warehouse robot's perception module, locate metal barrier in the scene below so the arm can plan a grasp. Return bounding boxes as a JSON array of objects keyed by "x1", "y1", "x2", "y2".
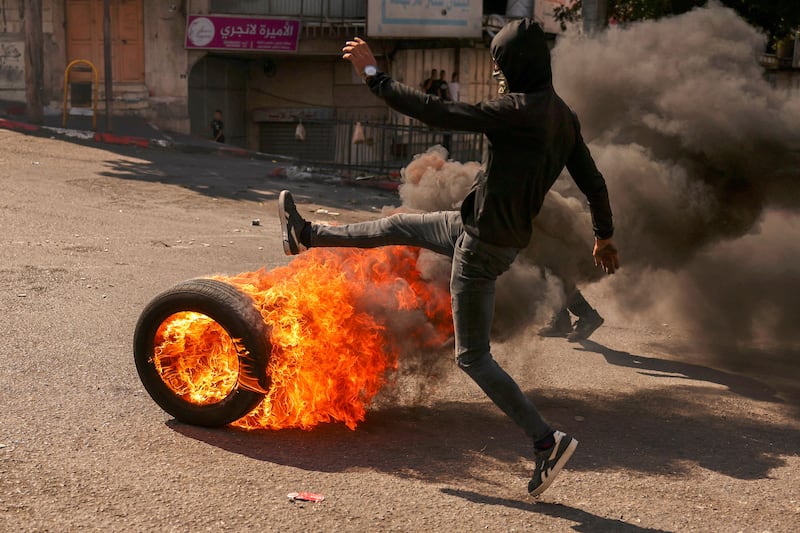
[
  {"x1": 62, "y1": 59, "x2": 99, "y2": 129},
  {"x1": 336, "y1": 120, "x2": 485, "y2": 172},
  {"x1": 260, "y1": 119, "x2": 485, "y2": 175}
]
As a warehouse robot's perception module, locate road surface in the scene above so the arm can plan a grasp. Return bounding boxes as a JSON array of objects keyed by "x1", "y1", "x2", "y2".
[{"x1": 1, "y1": 130, "x2": 798, "y2": 532}]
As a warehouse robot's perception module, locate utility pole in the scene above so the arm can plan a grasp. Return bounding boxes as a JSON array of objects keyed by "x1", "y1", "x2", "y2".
[
  {"x1": 582, "y1": 0, "x2": 609, "y2": 36},
  {"x1": 24, "y1": 0, "x2": 44, "y2": 124},
  {"x1": 103, "y1": 0, "x2": 113, "y2": 131}
]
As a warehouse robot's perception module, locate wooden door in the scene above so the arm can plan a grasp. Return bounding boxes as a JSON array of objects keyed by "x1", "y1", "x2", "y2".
[
  {"x1": 114, "y1": 0, "x2": 144, "y2": 82},
  {"x1": 65, "y1": 0, "x2": 144, "y2": 84}
]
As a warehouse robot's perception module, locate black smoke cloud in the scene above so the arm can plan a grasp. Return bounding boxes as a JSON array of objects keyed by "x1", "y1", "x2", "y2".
[{"x1": 396, "y1": 4, "x2": 800, "y2": 351}]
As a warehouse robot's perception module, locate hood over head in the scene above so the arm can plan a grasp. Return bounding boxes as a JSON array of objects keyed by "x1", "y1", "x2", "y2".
[{"x1": 490, "y1": 18, "x2": 552, "y2": 92}]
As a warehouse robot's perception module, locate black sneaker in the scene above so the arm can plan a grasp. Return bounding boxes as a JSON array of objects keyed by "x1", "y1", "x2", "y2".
[
  {"x1": 529, "y1": 431, "x2": 578, "y2": 497},
  {"x1": 567, "y1": 311, "x2": 604, "y2": 342},
  {"x1": 277, "y1": 190, "x2": 309, "y2": 256},
  {"x1": 538, "y1": 309, "x2": 572, "y2": 338}
]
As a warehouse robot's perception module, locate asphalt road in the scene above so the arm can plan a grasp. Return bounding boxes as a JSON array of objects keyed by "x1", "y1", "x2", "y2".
[{"x1": 1, "y1": 130, "x2": 798, "y2": 532}]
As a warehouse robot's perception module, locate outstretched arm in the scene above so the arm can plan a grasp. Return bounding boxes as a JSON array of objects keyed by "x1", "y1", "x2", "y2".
[{"x1": 343, "y1": 37, "x2": 511, "y2": 133}]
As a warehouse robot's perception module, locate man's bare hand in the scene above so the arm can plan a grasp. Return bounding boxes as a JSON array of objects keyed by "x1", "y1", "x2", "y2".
[
  {"x1": 593, "y1": 238, "x2": 619, "y2": 274},
  {"x1": 342, "y1": 37, "x2": 378, "y2": 76}
]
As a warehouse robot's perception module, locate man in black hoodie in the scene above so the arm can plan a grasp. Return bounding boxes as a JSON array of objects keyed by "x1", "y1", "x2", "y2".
[{"x1": 278, "y1": 19, "x2": 619, "y2": 497}]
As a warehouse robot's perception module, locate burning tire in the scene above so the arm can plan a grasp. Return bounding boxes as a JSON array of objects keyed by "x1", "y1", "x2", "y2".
[{"x1": 133, "y1": 278, "x2": 271, "y2": 427}]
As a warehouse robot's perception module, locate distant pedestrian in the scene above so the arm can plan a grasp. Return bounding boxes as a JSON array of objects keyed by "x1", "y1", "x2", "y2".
[
  {"x1": 438, "y1": 70, "x2": 454, "y2": 152},
  {"x1": 211, "y1": 109, "x2": 225, "y2": 143},
  {"x1": 423, "y1": 69, "x2": 438, "y2": 95},
  {"x1": 538, "y1": 287, "x2": 605, "y2": 341},
  {"x1": 430, "y1": 70, "x2": 453, "y2": 152},
  {"x1": 449, "y1": 72, "x2": 461, "y2": 102},
  {"x1": 436, "y1": 69, "x2": 450, "y2": 100}
]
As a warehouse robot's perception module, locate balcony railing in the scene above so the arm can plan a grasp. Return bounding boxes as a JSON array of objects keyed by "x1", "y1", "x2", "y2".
[
  {"x1": 760, "y1": 53, "x2": 797, "y2": 70},
  {"x1": 210, "y1": 0, "x2": 366, "y2": 23}
]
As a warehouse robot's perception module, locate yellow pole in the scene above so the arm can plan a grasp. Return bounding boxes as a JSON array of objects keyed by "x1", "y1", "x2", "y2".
[{"x1": 63, "y1": 59, "x2": 99, "y2": 130}]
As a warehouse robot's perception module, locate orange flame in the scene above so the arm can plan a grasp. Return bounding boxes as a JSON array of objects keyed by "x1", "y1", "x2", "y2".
[
  {"x1": 154, "y1": 312, "x2": 242, "y2": 405},
  {"x1": 155, "y1": 246, "x2": 453, "y2": 430}
]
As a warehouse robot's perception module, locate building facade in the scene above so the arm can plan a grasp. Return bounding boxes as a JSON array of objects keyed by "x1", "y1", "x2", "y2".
[
  {"x1": 1, "y1": 1, "x2": 570, "y2": 166},
  {"x1": 0, "y1": 0, "x2": 192, "y2": 131}
]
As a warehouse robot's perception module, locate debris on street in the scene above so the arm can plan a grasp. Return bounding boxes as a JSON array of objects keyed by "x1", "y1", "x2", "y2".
[{"x1": 287, "y1": 492, "x2": 325, "y2": 503}]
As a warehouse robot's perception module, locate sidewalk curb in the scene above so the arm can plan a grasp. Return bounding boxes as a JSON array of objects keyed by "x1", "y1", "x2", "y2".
[
  {"x1": 0, "y1": 117, "x2": 166, "y2": 149},
  {"x1": 0, "y1": 117, "x2": 403, "y2": 192},
  {"x1": 1, "y1": 116, "x2": 293, "y2": 161},
  {"x1": 0, "y1": 117, "x2": 41, "y2": 133}
]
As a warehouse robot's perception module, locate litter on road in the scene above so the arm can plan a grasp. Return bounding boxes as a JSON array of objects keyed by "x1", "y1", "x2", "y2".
[{"x1": 287, "y1": 492, "x2": 325, "y2": 503}]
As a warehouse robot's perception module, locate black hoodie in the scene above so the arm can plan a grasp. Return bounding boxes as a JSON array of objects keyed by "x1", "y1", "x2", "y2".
[{"x1": 367, "y1": 19, "x2": 613, "y2": 248}]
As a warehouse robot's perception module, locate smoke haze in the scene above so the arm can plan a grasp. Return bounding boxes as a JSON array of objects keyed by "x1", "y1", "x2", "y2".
[
  {"x1": 394, "y1": 4, "x2": 800, "y2": 353},
  {"x1": 553, "y1": 4, "x2": 800, "y2": 349}
]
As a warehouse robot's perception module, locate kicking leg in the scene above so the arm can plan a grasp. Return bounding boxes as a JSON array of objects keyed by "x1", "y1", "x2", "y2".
[{"x1": 278, "y1": 190, "x2": 461, "y2": 257}]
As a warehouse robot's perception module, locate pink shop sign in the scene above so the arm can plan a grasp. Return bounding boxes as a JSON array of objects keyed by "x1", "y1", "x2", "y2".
[{"x1": 185, "y1": 15, "x2": 300, "y2": 52}]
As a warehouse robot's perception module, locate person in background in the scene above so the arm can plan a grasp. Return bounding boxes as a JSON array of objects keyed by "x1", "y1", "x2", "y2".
[
  {"x1": 538, "y1": 286, "x2": 605, "y2": 342},
  {"x1": 210, "y1": 109, "x2": 225, "y2": 143},
  {"x1": 423, "y1": 69, "x2": 453, "y2": 152},
  {"x1": 423, "y1": 68, "x2": 438, "y2": 95},
  {"x1": 436, "y1": 69, "x2": 450, "y2": 100},
  {"x1": 449, "y1": 72, "x2": 461, "y2": 102}
]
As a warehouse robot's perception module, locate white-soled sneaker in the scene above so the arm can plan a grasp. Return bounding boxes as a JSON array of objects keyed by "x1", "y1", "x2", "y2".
[{"x1": 528, "y1": 431, "x2": 578, "y2": 497}]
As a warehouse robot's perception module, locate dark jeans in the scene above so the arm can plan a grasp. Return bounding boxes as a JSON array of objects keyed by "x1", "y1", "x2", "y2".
[{"x1": 311, "y1": 211, "x2": 553, "y2": 441}]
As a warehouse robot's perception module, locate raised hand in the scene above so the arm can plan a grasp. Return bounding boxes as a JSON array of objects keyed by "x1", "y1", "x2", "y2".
[{"x1": 342, "y1": 37, "x2": 377, "y2": 76}]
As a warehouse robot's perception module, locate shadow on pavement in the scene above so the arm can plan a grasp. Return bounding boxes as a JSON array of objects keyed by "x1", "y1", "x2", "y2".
[
  {"x1": 536, "y1": 384, "x2": 799, "y2": 479},
  {"x1": 576, "y1": 340, "x2": 783, "y2": 404},
  {"x1": 90, "y1": 146, "x2": 398, "y2": 213},
  {"x1": 439, "y1": 488, "x2": 670, "y2": 533},
  {"x1": 99, "y1": 154, "x2": 280, "y2": 203},
  {"x1": 169, "y1": 376, "x2": 800, "y2": 483}
]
